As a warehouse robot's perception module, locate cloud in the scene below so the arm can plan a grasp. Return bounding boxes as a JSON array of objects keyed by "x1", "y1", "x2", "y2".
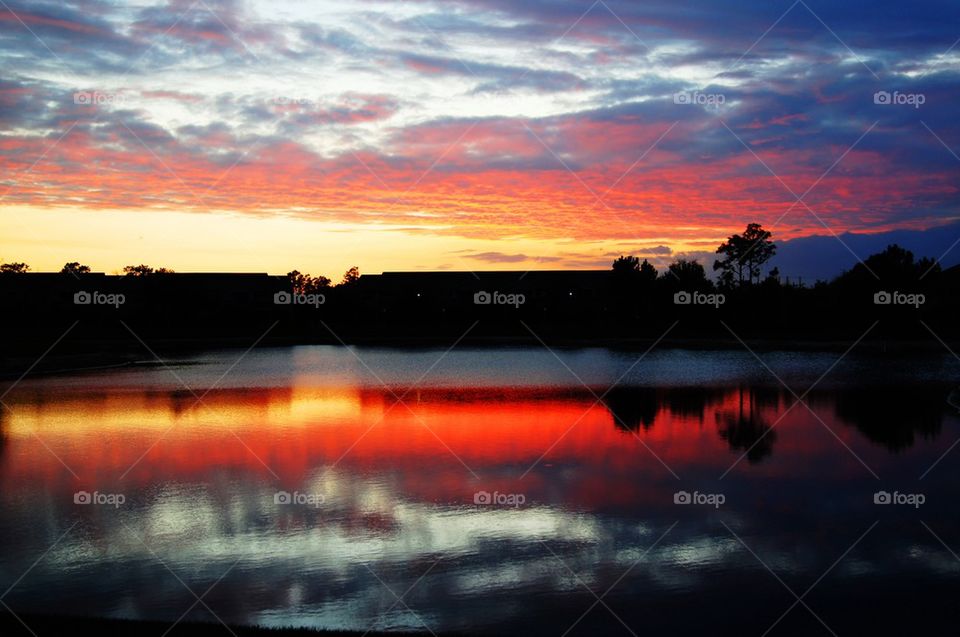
[
  {"x1": 397, "y1": 52, "x2": 584, "y2": 94},
  {"x1": 273, "y1": 94, "x2": 400, "y2": 130},
  {"x1": 459, "y1": 251, "x2": 564, "y2": 264},
  {"x1": 1, "y1": 0, "x2": 958, "y2": 256},
  {"x1": 604, "y1": 245, "x2": 672, "y2": 257},
  {"x1": 773, "y1": 221, "x2": 960, "y2": 281}
]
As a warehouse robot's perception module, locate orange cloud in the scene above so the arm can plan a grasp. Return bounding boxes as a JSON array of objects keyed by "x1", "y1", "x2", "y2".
[{"x1": 0, "y1": 113, "x2": 954, "y2": 252}]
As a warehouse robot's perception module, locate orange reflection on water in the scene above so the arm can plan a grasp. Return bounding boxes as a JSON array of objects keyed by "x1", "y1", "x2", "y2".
[{"x1": 0, "y1": 385, "x2": 869, "y2": 506}]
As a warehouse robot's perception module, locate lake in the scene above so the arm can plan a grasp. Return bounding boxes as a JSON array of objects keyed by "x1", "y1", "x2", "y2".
[{"x1": 1, "y1": 346, "x2": 959, "y2": 635}]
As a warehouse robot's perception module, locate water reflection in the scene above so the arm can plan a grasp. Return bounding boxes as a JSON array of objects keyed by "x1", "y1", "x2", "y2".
[
  {"x1": 0, "y1": 353, "x2": 958, "y2": 634},
  {"x1": 0, "y1": 407, "x2": 7, "y2": 458},
  {"x1": 1, "y1": 382, "x2": 956, "y2": 506},
  {"x1": 603, "y1": 387, "x2": 658, "y2": 431},
  {"x1": 715, "y1": 386, "x2": 778, "y2": 464},
  {"x1": 950, "y1": 386, "x2": 960, "y2": 412},
  {"x1": 832, "y1": 386, "x2": 946, "y2": 451}
]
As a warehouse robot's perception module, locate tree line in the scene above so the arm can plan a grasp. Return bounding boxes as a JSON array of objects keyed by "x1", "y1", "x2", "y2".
[
  {"x1": 0, "y1": 261, "x2": 363, "y2": 289},
  {"x1": 3, "y1": 222, "x2": 955, "y2": 345},
  {"x1": 611, "y1": 222, "x2": 781, "y2": 287},
  {"x1": 2, "y1": 221, "x2": 942, "y2": 292},
  {"x1": 609, "y1": 221, "x2": 941, "y2": 290}
]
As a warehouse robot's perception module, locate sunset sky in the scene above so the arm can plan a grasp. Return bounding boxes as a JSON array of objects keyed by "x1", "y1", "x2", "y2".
[{"x1": 1, "y1": 0, "x2": 959, "y2": 278}]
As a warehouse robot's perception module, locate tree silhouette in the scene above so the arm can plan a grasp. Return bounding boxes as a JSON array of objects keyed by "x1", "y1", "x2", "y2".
[
  {"x1": 835, "y1": 244, "x2": 939, "y2": 286},
  {"x1": 340, "y1": 266, "x2": 360, "y2": 286},
  {"x1": 638, "y1": 259, "x2": 657, "y2": 284},
  {"x1": 0, "y1": 262, "x2": 29, "y2": 274},
  {"x1": 612, "y1": 256, "x2": 657, "y2": 282},
  {"x1": 123, "y1": 264, "x2": 154, "y2": 276},
  {"x1": 714, "y1": 223, "x2": 776, "y2": 287},
  {"x1": 288, "y1": 270, "x2": 331, "y2": 294},
  {"x1": 612, "y1": 255, "x2": 641, "y2": 273},
  {"x1": 664, "y1": 259, "x2": 708, "y2": 288},
  {"x1": 61, "y1": 262, "x2": 91, "y2": 275},
  {"x1": 122, "y1": 264, "x2": 174, "y2": 276}
]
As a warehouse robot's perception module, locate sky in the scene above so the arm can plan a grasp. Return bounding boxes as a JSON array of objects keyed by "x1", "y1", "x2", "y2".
[{"x1": 1, "y1": 0, "x2": 959, "y2": 278}]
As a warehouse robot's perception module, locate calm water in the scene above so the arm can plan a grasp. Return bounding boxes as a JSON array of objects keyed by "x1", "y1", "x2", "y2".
[{"x1": 2, "y1": 346, "x2": 960, "y2": 635}]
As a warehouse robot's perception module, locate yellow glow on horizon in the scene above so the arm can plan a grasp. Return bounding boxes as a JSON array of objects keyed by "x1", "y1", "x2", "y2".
[{"x1": 0, "y1": 205, "x2": 709, "y2": 277}]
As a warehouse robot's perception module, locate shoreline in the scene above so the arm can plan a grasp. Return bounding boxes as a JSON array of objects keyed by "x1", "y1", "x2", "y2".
[
  {"x1": 0, "y1": 612, "x2": 447, "y2": 636},
  {"x1": 2, "y1": 335, "x2": 956, "y2": 380}
]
